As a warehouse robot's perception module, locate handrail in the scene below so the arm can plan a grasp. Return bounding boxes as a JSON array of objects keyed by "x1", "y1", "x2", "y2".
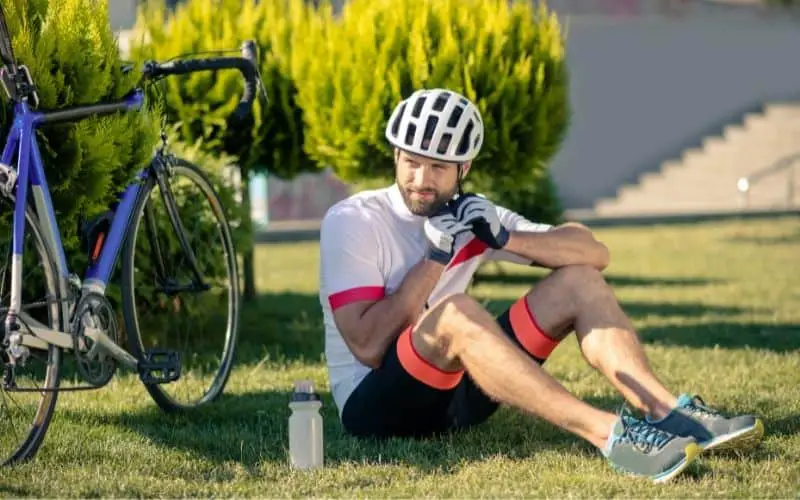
[{"x1": 737, "y1": 152, "x2": 800, "y2": 208}]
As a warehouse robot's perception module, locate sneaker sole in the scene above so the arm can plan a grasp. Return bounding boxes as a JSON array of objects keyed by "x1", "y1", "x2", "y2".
[
  {"x1": 701, "y1": 418, "x2": 764, "y2": 452},
  {"x1": 651, "y1": 442, "x2": 703, "y2": 484}
]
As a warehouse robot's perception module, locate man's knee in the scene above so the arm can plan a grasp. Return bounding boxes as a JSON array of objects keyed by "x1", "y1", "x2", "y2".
[
  {"x1": 435, "y1": 293, "x2": 486, "y2": 326},
  {"x1": 412, "y1": 293, "x2": 491, "y2": 369}
]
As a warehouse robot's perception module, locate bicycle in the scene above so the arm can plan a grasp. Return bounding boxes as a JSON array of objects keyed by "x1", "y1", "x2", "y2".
[{"x1": 0, "y1": 4, "x2": 262, "y2": 466}]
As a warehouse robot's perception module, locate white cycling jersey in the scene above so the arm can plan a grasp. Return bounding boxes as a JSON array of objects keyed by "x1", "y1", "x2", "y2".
[{"x1": 318, "y1": 183, "x2": 552, "y2": 416}]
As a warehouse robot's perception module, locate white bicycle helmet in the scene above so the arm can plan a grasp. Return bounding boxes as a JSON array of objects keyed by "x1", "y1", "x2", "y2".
[{"x1": 385, "y1": 88, "x2": 484, "y2": 163}]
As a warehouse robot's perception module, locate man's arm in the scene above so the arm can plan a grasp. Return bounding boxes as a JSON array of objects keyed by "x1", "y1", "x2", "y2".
[
  {"x1": 503, "y1": 222, "x2": 610, "y2": 270},
  {"x1": 450, "y1": 194, "x2": 609, "y2": 271},
  {"x1": 332, "y1": 258, "x2": 444, "y2": 369},
  {"x1": 322, "y1": 204, "x2": 467, "y2": 369}
]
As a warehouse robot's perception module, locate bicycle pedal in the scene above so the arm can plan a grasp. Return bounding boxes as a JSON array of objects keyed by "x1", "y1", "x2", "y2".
[{"x1": 138, "y1": 349, "x2": 181, "y2": 385}]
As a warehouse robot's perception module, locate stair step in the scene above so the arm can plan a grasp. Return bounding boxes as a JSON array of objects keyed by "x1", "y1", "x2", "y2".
[
  {"x1": 764, "y1": 103, "x2": 800, "y2": 119},
  {"x1": 594, "y1": 102, "x2": 800, "y2": 217},
  {"x1": 745, "y1": 121, "x2": 800, "y2": 139},
  {"x1": 724, "y1": 126, "x2": 750, "y2": 143},
  {"x1": 656, "y1": 144, "x2": 799, "y2": 178},
  {"x1": 610, "y1": 176, "x2": 798, "y2": 211},
  {"x1": 702, "y1": 136, "x2": 728, "y2": 154},
  {"x1": 625, "y1": 158, "x2": 798, "y2": 201},
  {"x1": 743, "y1": 112, "x2": 767, "y2": 129},
  {"x1": 681, "y1": 148, "x2": 706, "y2": 164}
]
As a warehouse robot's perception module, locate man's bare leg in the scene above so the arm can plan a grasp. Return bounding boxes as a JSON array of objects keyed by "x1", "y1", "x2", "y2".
[
  {"x1": 410, "y1": 289, "x2": 702, "y2": 483},
  {"x1": 520, "y1": 264, "x2": 765, "y2": 453},
  {"x1": 521, "y1": 265, "x2": 677, "y2": 419},
  {"x1": 411, "y1": 293, "x2": 617, "y2": 450}
]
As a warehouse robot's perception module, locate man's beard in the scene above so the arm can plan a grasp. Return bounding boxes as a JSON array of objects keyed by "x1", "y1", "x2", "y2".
[{"x1": 398, "y1": 184, "x2": 457, "y2": 217}]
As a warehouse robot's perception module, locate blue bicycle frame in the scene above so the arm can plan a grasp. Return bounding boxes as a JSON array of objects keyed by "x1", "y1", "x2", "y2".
[
  {"x1": 1, "y1": 88, "x2": 146, "y2": 321},
  {"x1": 0, "y1": 38, "x2": 258, "y2": 369}
]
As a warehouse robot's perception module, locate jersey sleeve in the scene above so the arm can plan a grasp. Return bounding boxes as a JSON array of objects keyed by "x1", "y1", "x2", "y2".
[
  {"x1": 319, "y1": 204, "x2": 387, "y2": 312},
  {"x1": 487, "y1": 205, "x2": 554, "y2": 264}
]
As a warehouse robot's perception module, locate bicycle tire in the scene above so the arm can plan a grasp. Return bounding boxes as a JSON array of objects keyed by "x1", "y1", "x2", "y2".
[
  {"x1": 0, "y1": 196, "x2": 62, "y2": 465},
  {"x1": 120, "y1": 156, "x2": 240, "y2": 412}
]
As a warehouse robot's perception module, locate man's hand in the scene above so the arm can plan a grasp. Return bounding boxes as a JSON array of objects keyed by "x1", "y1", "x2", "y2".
[
  {"x1": 449, "y1": 193, "x2": 509, "y2": 249},
  {"x1": 424, "y1": 206, "x2": 472, "y2": 265}
]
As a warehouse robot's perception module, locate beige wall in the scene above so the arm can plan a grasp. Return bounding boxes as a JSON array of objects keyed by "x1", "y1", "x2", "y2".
[
  {"x1": 545, "y1": 1, "x2": 800, "y2": 209},
  {"x1": 109, "y1": 0, "x2": 138, "y2": 30}
]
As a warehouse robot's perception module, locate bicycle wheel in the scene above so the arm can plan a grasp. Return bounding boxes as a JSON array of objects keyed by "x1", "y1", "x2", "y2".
[
  {"x1": 0, "y1": 195, "x2": 62, "y2": 465},
  {"x1": 121, "y1": 156, "x2": 239, "y2": 412}
]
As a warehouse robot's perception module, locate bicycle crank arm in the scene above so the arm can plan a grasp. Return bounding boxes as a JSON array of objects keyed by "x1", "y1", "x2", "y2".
[
  {"x1": 16, "y1": 312, "x2": 139, "y2": 371},
  {"x1": 83, "y1": 328, "x2": 139, "y2": 371},
  {"x1": 16, "y1": 313, "x2": 72, "y2": 350}
]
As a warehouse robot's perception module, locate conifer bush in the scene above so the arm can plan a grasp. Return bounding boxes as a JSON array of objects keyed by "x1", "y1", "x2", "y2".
[
  {"x1": 132, "y1": 0, "x2": 325, "y2": 299},
  {"x1": 296, "y1": 0, "x2": 570, "y2": 222},
  {"x1": 0, "y1": 0, "x2": 158, "y2": 259},
  {"x1": 131, "y1": 0, "x2": 319, "y2": 179}
]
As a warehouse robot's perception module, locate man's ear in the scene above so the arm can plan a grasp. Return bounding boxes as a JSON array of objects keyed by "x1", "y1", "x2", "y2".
[{"x1": 460, "y1": 161, "x2": 472, "y2": 178}]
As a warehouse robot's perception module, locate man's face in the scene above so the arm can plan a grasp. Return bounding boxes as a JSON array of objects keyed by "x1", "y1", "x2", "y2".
[{"x1": 395, "y1": 149, "x2": 465, "y2": 217}]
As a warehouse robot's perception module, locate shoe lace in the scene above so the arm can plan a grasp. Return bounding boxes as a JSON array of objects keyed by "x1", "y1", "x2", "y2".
[
  {"x1": 616, "y1": 406, "x2": 674, "y2": 453},
  {"x1": 683, "y1": 395, "x2": 723, "y2": 420}
]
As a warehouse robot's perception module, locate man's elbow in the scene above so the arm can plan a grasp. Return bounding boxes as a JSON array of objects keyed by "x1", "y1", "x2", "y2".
[
  {"x1": 594, "y1": 241, "x2": 610, "y2": 271},
  {"x1": 573, "y1": 224, "x2": 610, "y2": 270},
  {"x1": 349, "y1": 340, "x2": 384, "y2": 369},
  {"x1": 561, "y1": 222, "x2": 610, "y2": 270}
]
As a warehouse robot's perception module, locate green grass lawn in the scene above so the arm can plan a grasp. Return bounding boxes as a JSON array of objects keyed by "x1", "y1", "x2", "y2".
[{"x1": 1, "y1": 214, "x2": 799, "y2": 497}]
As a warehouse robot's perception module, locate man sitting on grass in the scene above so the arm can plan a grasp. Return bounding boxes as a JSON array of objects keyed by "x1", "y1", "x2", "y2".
[{"x1": 318, "y1": 88, "x2": 764, "y2": 483}]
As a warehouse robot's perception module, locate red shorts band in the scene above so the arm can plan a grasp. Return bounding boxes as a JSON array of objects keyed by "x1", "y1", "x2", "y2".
[
  {"x1": 396, "y1": 326, "x2": 464, "y2": 390},
  {"x1": 509, "y1": 296, "x2": 560, "y2": 360}
]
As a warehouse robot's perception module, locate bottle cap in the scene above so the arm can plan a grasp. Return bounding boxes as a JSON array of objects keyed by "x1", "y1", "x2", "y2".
[{"x1": 291, "y1": 380, "x2": 321, "y2": 402}]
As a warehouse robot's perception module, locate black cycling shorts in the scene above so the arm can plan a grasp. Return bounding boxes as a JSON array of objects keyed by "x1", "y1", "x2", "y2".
[{"x1": 340, "y1": 295, "x2": 562, "y2": 439}]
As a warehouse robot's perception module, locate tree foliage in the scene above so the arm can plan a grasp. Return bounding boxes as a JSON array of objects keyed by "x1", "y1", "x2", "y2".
[
  {"x1": 296, "y1": 0, "x2": 570, "y2": 222},
  {"x1": 0, "y1": 0, "x2": 158, "y2": 258}
]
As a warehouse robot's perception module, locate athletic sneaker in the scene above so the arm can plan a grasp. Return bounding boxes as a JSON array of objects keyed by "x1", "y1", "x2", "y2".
[
  {"x1": 604, "y1": 410, "x2": 702, "y2": 483},
  {"x1": 647, "y1": 393, "x2": 764, "y2": 452}
]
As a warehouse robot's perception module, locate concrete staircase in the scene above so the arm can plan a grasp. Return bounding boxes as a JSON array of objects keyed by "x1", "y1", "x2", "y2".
[{"x1": 593, "y1": 103, "x2": 800, "y2": 217}]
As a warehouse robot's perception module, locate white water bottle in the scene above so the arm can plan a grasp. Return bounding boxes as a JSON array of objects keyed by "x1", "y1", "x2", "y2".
[{"x1": 288, "y1": 380, "x2": 324, "y2": 470}]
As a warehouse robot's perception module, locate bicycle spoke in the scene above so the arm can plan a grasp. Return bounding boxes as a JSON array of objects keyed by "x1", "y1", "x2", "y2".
[
  {"x1": 0, "y1": 198, "x2": 61, "y2": 465},
  {"x1": 123, "y1": 159, "x2": 238, "y2": 411}
]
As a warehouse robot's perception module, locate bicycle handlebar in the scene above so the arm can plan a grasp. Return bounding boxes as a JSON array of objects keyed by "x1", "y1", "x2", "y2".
[{"x1": 141, "y1": 40, "x2": 259, "y2": 124}]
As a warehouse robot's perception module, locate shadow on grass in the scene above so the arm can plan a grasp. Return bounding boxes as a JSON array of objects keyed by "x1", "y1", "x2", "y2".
[
  {"x1": 479, "y1": 297, "x2": 755, "y2": 322},
  {"x1": 723, "y1": 230, "x2": 800, "y2": 246},
  {"x1": 54, "y1": 392, "x2": 705, "y2": 478},
  {"x1": 762, "y1": 413, "x2": 800, "y2": 438},
  {"x1": 236, "y1": 290, "x2": 793, "y2": 366},
  {"x1": 235, "y1": 291, "x2": 325, "y2": 365},
  {"x1": 56, "y1": 384, "x2": 780, "y2": 481},
  {"x1": 55, "y1": 288, "x2": 783, "y2": 474},
  {"x1": 473, "y1": 272, "x2": 726, "y2": 289},
  {"x1": 638, "y1": 321, "x2": 800, "y2": 352}
]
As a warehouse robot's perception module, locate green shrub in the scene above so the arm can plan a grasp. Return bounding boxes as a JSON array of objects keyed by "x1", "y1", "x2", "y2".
[
  {"x1": 131, "y1": 0, "x2": 326, "y2": 300},
  {"x1": 297, "y1": 0, "x2": 570, "y2": 223},
  {"x1": 131, "y1": 0, "x2": 319, "y2": 179},
  {"x1": 0, "y1": 0, "x2": 158, "y2": 263}
]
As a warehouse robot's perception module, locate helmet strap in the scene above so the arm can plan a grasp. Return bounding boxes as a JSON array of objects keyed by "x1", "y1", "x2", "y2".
[{"x1": 456, "y1": 163, "x2": 465, "y2": 197}]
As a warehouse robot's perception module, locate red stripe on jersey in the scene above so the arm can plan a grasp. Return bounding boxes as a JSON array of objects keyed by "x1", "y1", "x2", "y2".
[
  {"x1": 447, "y1": 237, "x2": 489, "y2": 269},
  {"x1": 329, "y1": 286, "x2": 386, "y2": 310}
]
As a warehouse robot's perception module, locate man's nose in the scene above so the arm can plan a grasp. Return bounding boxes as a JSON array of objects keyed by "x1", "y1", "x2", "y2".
[{"x1": 412, "y1": 165, "x2": 433, "y2": 187}]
